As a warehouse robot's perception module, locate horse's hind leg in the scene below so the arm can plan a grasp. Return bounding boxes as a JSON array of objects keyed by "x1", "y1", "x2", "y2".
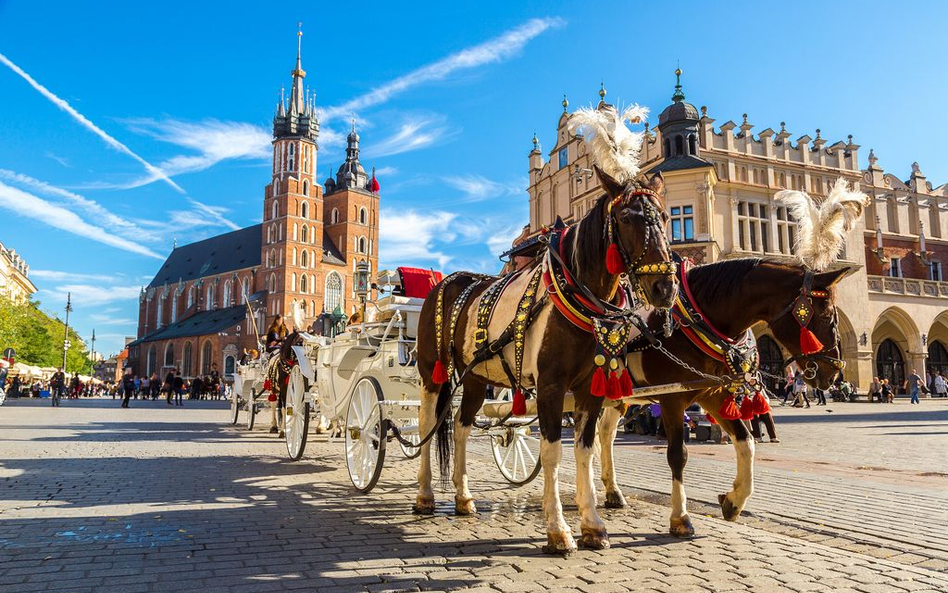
[
  {"x1": 453, "y1": 377, "x2": 487, "y2": 515},
  {"x1": 597, "y1": 405, "x2": 627, "y2": 509},
  {"x1": 573, "y1": 387, "x2": 608, "y2": 549},
  {"x1": 662, "y1": 398, "x2": 694, "y2": 537},
  {"x1": 413, "y1": 382, "x2": 440, "y2": 514},
  {"x1": 537, "y1": 382, "x2": 576, "y2": 555}
]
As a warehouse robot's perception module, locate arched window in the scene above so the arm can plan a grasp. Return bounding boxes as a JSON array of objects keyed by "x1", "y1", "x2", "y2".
[
  {"x1": 156, "y1": 297, "x2": 164, "y2": 327},
  {"x1": 779, "y1": 172, "x2": 786, "y2": 188},
  {"x1": 271, "y1": 200, "x2": 279, "y2": 220},
  {"x1": 274, "y1": 179, "x2": 280, "y2": 196},
  {"x1": 202, "y1": 340, "x2": 213, "y2": 375},
  {"x1": 928, "y1": 341, "x2": 948, "y2": 378},
  {"x1": 300, "y1": 274, "x2": 308, "y2": 294},
  {"x1": 688, "y1": 134, "x2": 697, "y2": 155},
  {"x1": 359, "y1": 237, "x2": 367, "y2": 253},
  {"x1": 268, "y1": 273, "x2": 276, "y2": 294},
  {"x1": 325, "y1": 272, "x2": 343, "y2": 312},
  {"x1": 164, "y1": 342, "x2": 175, "y2": 368},
  {"x1": 300, "y1": 224, "x2": 308, "y2": 244},
  {"x1": 359, "y1": 207, "x2": 367, "y2": 224},
  {"x1": 241, "y1": 278, "x2": 250, "y2": 304},
  {"x1": 222, "y1": 280, "x2": 232, "y2": 307},
  {"x1": 757, "y1": 335, "x2": 784, "y2": 392},
  {"x1": 171, "y1": 294, "x2": 178, "y2": 323},
  {"x1": 369, "y1": 239, "x2": 373, "y2": 255},
  {"x1": 302, "y1": 201, "x2": 309, "y2": 218},
  {"x1": 663, "y1": 138, "x2": 670, "y2": 158},
  {"x1": 206, "y1": 284, "x2": 215, "y2": 310},
  {"x1": 187, "y1": 285, "x2": 195, "y2": 308},
  {"x1": 291, "y1": 273, "x2": 297, "y2": 291},
  {"x1": 876, "y1": 339, "x2": 905, "y2": 394},
  {"x1": 674, "y1": 135, "x2": 684, "y2": 156},
  {"x1": 302, "y1": 182, "x2": 309, "y2": 198},
  {"x1": 182, "y1": 342, "x2": 193, "y2": 377},
  {"x1": 147, "y1": 345, "x2": 157, "y2": 376},
  {"x1": 269, "y1": 249, "x2": 276, "y2": 268},
  {"x1": 288, "y1": 143, "x2": 295, "y2": 171},
  {"x1": 300, "y1": 300, "x2": 307, "y2": 316},
  {"x1": 224, "y1": 355, "x2": 235, "y2": 376},
  {"x1": 331, "y1": 208, "x2": 339, "y2": 224},
  {"x1": 301, "y1": 250, "x2": 309, "y2": 267}
]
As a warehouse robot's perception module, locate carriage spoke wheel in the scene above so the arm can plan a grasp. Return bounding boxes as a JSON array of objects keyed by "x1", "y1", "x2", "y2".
[
  {"x1": 345, "y1": 377, "x2": 388, "y2": 493},
  {"x1": 246, "y1": 389, "x2": 256, "y2": 430},
  {"x1": 398, "y1": 419, "x2": 422, "y2": 459},
  {"x1": 284, "y1": 365, "x2": 310, "y2": 461},
  {"x1": 230, "y1": 387, "x2": 240, "y2": 425},
  {"x1": 491, "y1": 423, "x2": 542, "y2": 486}
]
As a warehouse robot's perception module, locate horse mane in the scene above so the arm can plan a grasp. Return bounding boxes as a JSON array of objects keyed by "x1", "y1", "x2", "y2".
[
  {"x1": 571, "y1": 194, "x2": 609, "y2": 276},
  {"x1": 279, "y1": 331, "x2": 300, "y2": 361},
  {"x1": 686, "y1": 258, "x2": 766, "y2": 305}
]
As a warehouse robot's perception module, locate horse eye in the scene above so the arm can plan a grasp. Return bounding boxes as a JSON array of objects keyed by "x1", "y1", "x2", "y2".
[{"x1": 618, "y1": 208, "x2": 633, "y2": 224}]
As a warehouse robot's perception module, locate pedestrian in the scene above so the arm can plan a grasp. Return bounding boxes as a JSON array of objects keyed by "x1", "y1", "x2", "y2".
[
  {"x1": 792, "y1": 370, "x2": 810, "y2": 408},
  {"x1": 121, "y1": 373, "x2": 134, "y2": 408},
  {"x1": 50, "y1": 368, "x2": 65, "y2": 407},
  {"x1": 881, "y1": 378, "x2": 893, "y2": 403},
  {"x1": 905, "y1": 369, "x2": 923, "y2": 405},
  {"x1": 934, "y1": 371, "x2": 948, "y2": 398},
  {"x1": 867, "y1": 377, "x2": 881, "y2": 402},
  {"x1": 164, "y1": 369, "x2": 175, "y2": 405},
  {"x1": 10, "y1": 375, "x2": 20, "y2": 399},
  {"x1": 815, "y1": 387, "x2": 827, "y2": 406},
  {"x1": 173, "y1": 370, "x2": 184, "y2": 406},
  {"x1": 133, "y1": 376, "x2": 141, "y2": 399},
  {"x1": 751, "y1": 411, "x2": 780, "y2": 443},
  {"x1": 150, "y1": 373, "x2": 160, "y2": 399},
  {"x1": 190, "y1": 375, "x2": 203, "y2": 401}
]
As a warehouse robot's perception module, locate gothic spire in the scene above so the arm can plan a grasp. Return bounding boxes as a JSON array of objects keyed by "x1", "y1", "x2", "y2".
[{"x1": 289, "y1": 23, "x2": 306, "y2": 115}]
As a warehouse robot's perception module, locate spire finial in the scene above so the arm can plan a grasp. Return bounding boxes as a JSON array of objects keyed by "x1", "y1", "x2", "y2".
[
  {"x1": 297, "y1": 21, "x2": 303, "y2": 61},
  {"x1": 562, "y1": 94, "x2": 568, "y2": 113},
  {"x1": 672, "y1": 65, "x2": 685, "y2": 102},
  {"x1": 532, "y1": 131, "x2": 539, "y2": 151},
  {"x1": 598, "y1": 82, "x2": 606, "y2": 102}
]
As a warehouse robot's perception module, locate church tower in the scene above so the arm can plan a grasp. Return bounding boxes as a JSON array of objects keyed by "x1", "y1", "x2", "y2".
[{"x1": 261, "y1": 27, "x2": 322, "y2": 326}]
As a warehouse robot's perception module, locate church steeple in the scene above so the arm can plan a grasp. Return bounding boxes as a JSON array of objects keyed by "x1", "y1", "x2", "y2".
[
  {"x1": 273, "y1": 26, "x2": 318, "y2": 142},
  {"x1": 331, "y1": 120, "x2": 368, "y2": 192},
  {"x1": 289, "y1": 24, "x2": 306, "y2": 116}
]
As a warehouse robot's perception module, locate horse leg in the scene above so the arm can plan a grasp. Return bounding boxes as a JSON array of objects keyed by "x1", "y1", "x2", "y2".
[
  {"x1": 711, "y1": 412, "x2": 755, "y2": 521},
  {"x1": 453, "y1": 378, "x2": 487, "y2": 515},
  {"x1": 413, "y1": 383, "x2": 440, "y2": 514},
  {"x1": 537, "y1": 383, "x2": 575, "y2": 555},
  {"x1": 573, "y1": 388, "x2": 608, "y2": 549},
  {"x1": 597, "y1": 404, "x2": 627, "y2": 508},
  {"x1": 662, "y1": 399, "x2": 694, "y2": 537}
]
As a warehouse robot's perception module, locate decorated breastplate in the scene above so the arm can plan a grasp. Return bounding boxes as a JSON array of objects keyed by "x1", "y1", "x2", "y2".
[{"x1": 591, "y1": 318, "x2": 635, "y2": 400}]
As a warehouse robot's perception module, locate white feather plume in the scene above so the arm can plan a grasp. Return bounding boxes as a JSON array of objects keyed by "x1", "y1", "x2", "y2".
[
  {"x1": 291, "y1": 300, "x2": 305, "y2": 331},
  {"x1": 567, "y1": 104, "x2": 649, "y2": 184},
  {"x1": 775, "y1": 178, "x2": 869, "y2": 271}
]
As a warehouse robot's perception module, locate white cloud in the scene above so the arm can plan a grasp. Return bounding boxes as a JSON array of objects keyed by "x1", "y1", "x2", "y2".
[
  {"x1": 321, "y1": 17, "x2": 564, "y2": 120},
  {"x1": 88, "y1": 313, "x2": 137, "y2": 325},
  {"x1": 486, "y1": 224, "x2": 528, "y2": 258},
  {"x1": 364, "y1": 116, "x2": 454, "y2": 158},
  {"x1": 379, "y1": 209, "x2": 457, "y2": 269},
  {"x1": 40, "y1": 283, "x2": 141, "y2": 308},
  {"x1": 30, "y1": 270, "x2": 119, "y2": 283},
  {"x1": 374, "y1": 166, "x2": 398, "y2": 177},
  {"x1": 0, "y1": 52, "x2": 184, "y2": 193},
  {"x1": 0, "y1": 181, "x2": 163, "y2": 259},
  {"x1": 45, "y1": 152, "x2": 70, "y2": 167},
  {"x1": 442, "y1": 175, "x2": 524, "y2": 203}
]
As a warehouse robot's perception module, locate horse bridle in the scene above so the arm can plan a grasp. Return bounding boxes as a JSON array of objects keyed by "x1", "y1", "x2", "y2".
[
  {"x1": 770, "y1": 270, "x2": 845, "y2": 380},
  {"x1": 606, "y1": 188, "x2": 677, "y2": 281}
]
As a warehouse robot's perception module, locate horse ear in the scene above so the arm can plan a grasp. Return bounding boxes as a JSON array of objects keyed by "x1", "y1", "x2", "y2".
[
  {"x1": 815, "y1": 266, "x2": 851, "y2": 288},
  {"x1": 647, "y1": 171, "x2": 665, "y2": 199},
  {"x1": 594, "y1": 165, "x2": 625, "y2": 198}
]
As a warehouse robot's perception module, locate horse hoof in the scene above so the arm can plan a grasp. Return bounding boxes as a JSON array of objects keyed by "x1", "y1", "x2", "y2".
[
  {"x1": 269, "y1": 426, "x2": 278, "y2": 434},
  {"x1": 669, "y1": 516, "x2": 695, "y2": 538},
  {"x1": 578, "y1": 527, "x2": 610, "y2": 550},
  {"x1": 454, "y1": 497, "x2": 477, "y2": 516},
  {"x1": 542, "y1": 532, "x2": 577, "y2": 556},
  {"x1": 279, "y1": 431, "x2": 285, "y2": 438},
  {"x1": 412, "y1": 497, "x2": 435, "y2": 515},
  {"x1": 719, "y1": 493, "x2": 740, "y2": 521},
  {"x1": 604, "y1": 490, "x2": 627, "y2": 509}
]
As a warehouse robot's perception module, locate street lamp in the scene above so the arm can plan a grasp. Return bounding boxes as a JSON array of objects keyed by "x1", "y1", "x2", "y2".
[
  {"x1": 62, "y1": 292, "x2": 72, "y2": 371},
  {"x1": 90, "y1": 329, "x2": 96, "y2": 375},
  {"x1": 355, "y1": 259, "x2": 371, "y2": 322}
]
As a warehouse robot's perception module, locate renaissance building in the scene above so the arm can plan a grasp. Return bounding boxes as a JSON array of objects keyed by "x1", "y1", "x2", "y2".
[
  {"x1": 0, "y1": 241, "x2": 37, "y2": 303},
  {"x1": 127, "y1": 35, "x2": 381, "y2": 382},
  {"x1": 523, "y1": 73, "x2": 948, "y2": 392}
]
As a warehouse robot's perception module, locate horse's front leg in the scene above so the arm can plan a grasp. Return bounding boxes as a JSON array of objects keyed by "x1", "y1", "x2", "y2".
[
  {"x1": 413, "y1": 383, "x2": 440, "y2": 514},
  {"x1": 662, "y1": 400, "x2": 694, "y2": 537},
  {"x1": 537, "y1": 382, "x2": 575, "y2": 555},
  {"x1": 453, "y1": 378, "x2": 487, "y2": 515},
  {"x1": 597, "y1": 405, "x2": 627, "y2": 508},
  {"x1": 709, "y1": 410, "x2": 755, "y2": 521},
  {"x1": 574, "y1": 388, "x2": 608, "y2": 549}
]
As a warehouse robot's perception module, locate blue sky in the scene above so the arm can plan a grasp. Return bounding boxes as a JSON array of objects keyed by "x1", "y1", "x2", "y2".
[{"x1": 1, "y1": 0, "x2": 946, "y2": 356}]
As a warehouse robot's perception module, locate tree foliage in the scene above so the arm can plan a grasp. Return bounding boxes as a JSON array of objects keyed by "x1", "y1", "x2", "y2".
[{"x1": 0, "y1": 295, "x2": 91, "y2": 373}]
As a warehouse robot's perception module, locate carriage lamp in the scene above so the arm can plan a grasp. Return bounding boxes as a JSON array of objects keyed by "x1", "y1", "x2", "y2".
[{"x1": 355, "y1": 259, "x2": 371, "y2": 323}]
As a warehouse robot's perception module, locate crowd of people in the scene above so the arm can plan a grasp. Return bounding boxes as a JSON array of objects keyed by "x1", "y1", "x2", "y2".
[{"x1": 115, "y1": 364, "x2": 229, "y2": 408}]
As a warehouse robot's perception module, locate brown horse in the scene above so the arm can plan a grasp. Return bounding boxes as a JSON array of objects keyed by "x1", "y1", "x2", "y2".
[
  {"x1": 595, "y1": 258, "x2": 850, "y2": 537},
  {"x1": 414, "y1": 167, "x2": 678, "y2": 554}
]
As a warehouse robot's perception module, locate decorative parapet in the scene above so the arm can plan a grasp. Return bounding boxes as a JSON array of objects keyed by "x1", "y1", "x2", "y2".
[{"x1": 868, "y1": 275, "x2": 948, "y2": 298}]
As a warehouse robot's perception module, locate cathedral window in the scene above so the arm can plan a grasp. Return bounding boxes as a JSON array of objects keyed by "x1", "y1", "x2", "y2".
[
  {"x1": 325, "y1": 272, "x2": 343, "y2": 312},
  {"x1": 663, "y1": 138, "x2": 671, "y2": 158},
  {"x1": 359, "y1": 207, "x2": 367, "y2": 224},
  {"x1": 288, "y1": 143, "x2": 295, "y2": 172},
  {"x1": 303, "y1": 146, "x2": 309, "y2": 173},
  {"x1": 271, "y1": 200, "x2": 279, "y2": 220},
  {"x1": 164, "y1": 343, "x2": 175, "y2": 368},
  {"x1": 301, "y1": 250, "x2": 309, "y2": 268},
  {"x1": 300, "y1": 274, "x2": 308, "y2": 294},
  {"x1": 156, "y1": 297, "x2": 164, "y2": 327},
  {"x1": 331, "y1": 208, "x2": 339, "y2": 224},
  {"x1": 182, "y1": 342, "x2": 192, "y2": 377},
  {"x1": 242, "y1": 278, "x2": 250, "y2": 303},
  {"x1": 291, "y1": 273, "x2": 297, "y2": 292},
  {"x1": 201, "y1": 340, "x2": 213, "y2": 375},
  {"x1": 301, "y1": 224, "x2": 308, "y2": 244},
  {"x1": 268, "y1": 273, "x2": 276, "y2": 294},
  {"x1": 359, "y1": 237, "x2": 366, "y2": 253},
  {"x1": 206, "y1": 285, "x2": 216, "y2": 310},
  {"x1": 222, "y1": 280, "x2": 232, "y2": 307},
  {"x1": 291, "y1": 248, "x2": 297, "y2": 266},
  {"x1": 187, "y1": 285, "x2": 195, "y2": 308},
  {"x1": 369, "y1": 239, "x2": 373, "y2": 255},
  {"x1": 171, "y1": 295, "x2": 178, "y2": 323},
  {"x1": 301, "y1": 200, "x2": 309, "y2": 217}
]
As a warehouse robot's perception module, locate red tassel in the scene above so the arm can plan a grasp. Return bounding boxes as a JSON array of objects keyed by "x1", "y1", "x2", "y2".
[
  {"x1": 800, "y1": 327, "x2": 824, "y2": 356},
  {"x1": 284, "y1": 375, "x2": 291, "y2": 386},
  {"x1": 512, "y1": 389, "x2": 526, "y2": 416},
  {"x1": 619, "y1": 369, "x2": 634, "y2": 398},
  {"x1": 591, "y1": 367, "x2": 608, "y2": 397},
  {"x1": 706, "y1": 413, "x2": 718, "y2": 425},
  {"x1": 606, "y1": 243, "x2": 625, "y2": 275},
  {"x1": 263, "y1": 379, "x2": 272, "y2": 392},
  {"x1": 267, "y1": 393, "x2": 277, "y2": 402},
  {"x1": 718, "y1": 395, "x2": 741, "y2": 420},
  {"x1": 607, "y1": 371, "x2": 623, "y2": 400},
  {"x1": 756, "y1": 394, "x2": 771, "y2": 415},
  {"x1": 432, "y1": 360, "x2": 448, "y2": 385},
  {"x1": 739, "y1": 397, "x2": 756, "y2": 420}
]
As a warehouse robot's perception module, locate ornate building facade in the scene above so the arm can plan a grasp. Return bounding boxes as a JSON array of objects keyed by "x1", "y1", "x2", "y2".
[
  {"x1": 525, "y1": 73, "x2": 948, "y2": 392},
  {"x1": 0, "y1": 241, "x2": 37, "y2": 303},
  {"x1": 127, "y1": 35, "x2": 381, "y2": 381}
]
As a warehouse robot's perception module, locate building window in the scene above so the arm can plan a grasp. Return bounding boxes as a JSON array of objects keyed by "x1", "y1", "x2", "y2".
[
  {"x1": 222, "y1": 280, "x2": 232, "y2": 307},
  {"x1": 558, "y1": 147, "x2": 568, "y2": 170},
  {"x1": 928, "y1": 341, "x2": 948, "y2": 378},
  {"x1": 164, "y1": 342, "x2": 175, "y2": 368},
  {"x1": 331, "y1": 208, "x2": 339, "y2": 224},
  {"x1": 268, "y1": 273, "x2": 276, "y2": 294},
  {"x1": 300, "y1": 250, "x2": 309, "y2": 268},
  {"x1": 271, "y1": 200, "x2": 279, "y2": 220},
  {"x1": 171, "y1": 295, "x2": 178, "y2": 323},
  {"x1": 300, "y1": 274, "x2": 308, "y2": 294},
  {"x1": 674, "y1": 135, "x2": 684, "y2": 156},
  {"x1": 360, "y1": 207, "x2": 367, "y2": 224},
  {"x1": 359, "y1": 237, "x2": 367, "y2": 253},
  {"x1": 224, "y1": 355, "x2": 235, "y2": 376},
  {"x1": 775, "y1": 206, "x2": 797, "y2": 255},
  {"x1": 737, "y1": 201, "x2": 770, "y2": 253},
  {"x1": 182, "y1": 342, "x2": 192, "y2": 377},
  {"x1": 288, "y1": 143, "x2": 295, "y2": 171},
  {"x1": 242, "y1": 278, "x2": 250, "y2": 303},
  {"x1": 301, "y1": 224, "x2": 308, "y2": 244},
  {"x1": 187, "y1": 285, "x2": 195, "y2": 308},
  {"x1": 931, "y1": 261, "x2": 942, "y2": 282},
  {"x1": 206, "y1": 285, "x2": 215, "y2": 310},
  {"x1": 663, "y1": 138, "x2": 671, "y2": 158},
  {"x1": 301, "y1": 200, "x2": 309, "y2": 217},
  {"x1": 303, "y1": 146, "x2": 309, "y2": 174},
  {"x1": 147, "y1": 345, "x2": 157, "y2": 376},
  {"x1": 669, "y1": 205, "x2": 694, "y2": 242},
  {"x1": 202, "y1": 340, "x2": 213, "y2": 375},
  {"x1": 156, "y1": 297, "x2": 164, "y2": 328},
  {"x1": 888, "y1": 257, "x2": 902, "y2": 278},
  {"x1": 688, "y1": 134, "x2": 697, "y2": 155},
  {"x1": 325, "y1": 272, "x2": 343, "y2": 312}
]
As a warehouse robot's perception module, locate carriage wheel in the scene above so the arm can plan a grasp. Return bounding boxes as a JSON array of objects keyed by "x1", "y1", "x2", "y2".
[
  {"x1": 246, "y1": 389, "x2": 256, "y2": 430},
  {"x1": 230, "y1": 387, "x2": 240, "y2": 425},
  {"x1": 398, "y1": 419, "x2": 422, "y2": 459},
  {"x1": 491, "y1": 423, "x2": 542, "y2": 486},
  {"x1": 345, "y1": 377, "x2": 388, "y2": 493},
  {"x1": 284, "y1": 365, "x2": 310, "y2": 461}
]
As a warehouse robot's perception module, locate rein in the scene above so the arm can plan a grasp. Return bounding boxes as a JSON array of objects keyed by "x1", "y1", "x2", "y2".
[{"x1": 605, "y1": 188, "x2": 677, "y2": 279}]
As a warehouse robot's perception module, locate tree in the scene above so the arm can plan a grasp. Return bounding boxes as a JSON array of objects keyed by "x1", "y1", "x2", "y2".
[{"x1": 0, "y1": 295, "x2": 91, "y2": 373}]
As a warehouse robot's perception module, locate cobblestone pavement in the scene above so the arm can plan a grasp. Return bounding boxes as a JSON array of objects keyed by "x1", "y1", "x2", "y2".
[{"x1": 1, "y1": 397, "x2": 946, "y2": 593}]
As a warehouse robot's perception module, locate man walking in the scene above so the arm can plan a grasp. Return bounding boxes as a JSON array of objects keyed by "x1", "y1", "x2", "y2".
[
  {"x1": 173, "y1": 370, "x2": 184, "y2": 406},
  {"x1": 934, "y1": 371, "x2": 947, "y2": 398},
  {"x1": 121, "y1": 373, "x2": 134, "y2": 408},
  {"x1": 164, "y1": 369, "x2": 175, "y2": 405},
  {"x1": 50, "y1": 368, "x2": 65, "y2": 407},
  {"x1": 905, "y1": 369, "x2": 923, "y2": 405}
]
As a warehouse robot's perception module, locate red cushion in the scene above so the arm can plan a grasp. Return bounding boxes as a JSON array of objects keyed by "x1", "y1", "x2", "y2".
[{"x1": 398, "y1": 267, "x2": 443, "y2": 299}]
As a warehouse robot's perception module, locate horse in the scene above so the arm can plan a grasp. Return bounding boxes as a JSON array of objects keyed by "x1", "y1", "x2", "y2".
[
  {"x1": 599, "y1": 178, "x2": 867, "y2": 538},
  {"x1": 414, "y1": 161, "x2": 680, "y2": 555}
]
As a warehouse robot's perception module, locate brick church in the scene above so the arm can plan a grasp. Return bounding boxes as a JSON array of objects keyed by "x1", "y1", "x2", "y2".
[{"x1": 127, "y1": 34, "x2": 380, "y2": 381}]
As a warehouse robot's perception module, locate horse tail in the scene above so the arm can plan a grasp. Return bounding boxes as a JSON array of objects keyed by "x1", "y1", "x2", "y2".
[{"x1": 434, "y1": 379, "x2": 453, "y2": 490}]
